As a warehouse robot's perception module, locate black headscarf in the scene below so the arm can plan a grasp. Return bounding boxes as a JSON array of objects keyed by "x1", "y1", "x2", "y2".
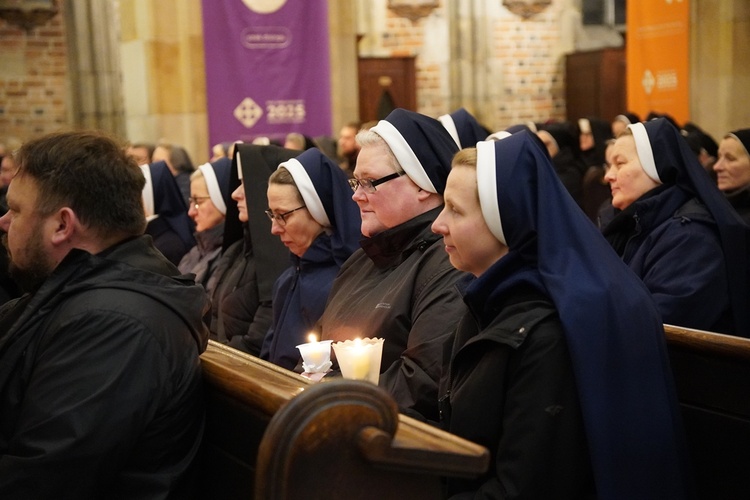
[{"x1": 224, "y1": 144, "x2": 302, "y2": 301}]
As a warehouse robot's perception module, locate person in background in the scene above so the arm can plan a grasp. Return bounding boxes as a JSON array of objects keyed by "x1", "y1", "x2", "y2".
[
  {"x1": 0, "y1": 154, "x2": 15, "y2": 213},
  {"x1": 284, "y1": 132, "x2": 316, "y2": 152},
  {"x1": 577, "y1": 117, "x2": 613, "y2": 168},
  {"x1": 537, "y1": 122, "x2": 587, "y2": 206},
  {"x1": 317, "y1": 108, "x2": 467, "y2": 421},
  {"x1": 432, "y1": 133, "x2": 690, "y2": 499},
  {"x1": 141, "y1": 161, "x2": 195, "y2": 266},
  {"x1": 437, "y1": 107, "x2": 489, "y2": 149},
  {"x1": 0, "y1": 153, "x2": 20, "y2": 303},
  {"x1": 681, "y1": 122, "x2": 718, "y2": 175},
  {"x1": 714, "y1": 128, "x2": 750, "y2": 225},
  {"x1": 209, "y1": 141, "x2": 232, "y2": 162},
  {"x1": 611, "y1": 112, "x2": 640, "y2": 138},
  {"x1": 337, "y1": 122, "x2": 361, "y2": 178},
  {"x1": 207, "y1": 144, "x2": 301, "y2": 353},
  {"x1": 260, "y1": 148, "x2": 361, "y2": 370},
  {"x1": 152, "y1": 142, "x2": 195, "y2": 206},
  {"x1": 0, "y1": 130, "x2": 208, "y2": 498},
  {"x1": 178, "y1": 157, "x2": 232, "y2": 294},
  {"x1": 126, "y1": 142, "x2": 155, "y2": 166},
  {"x1": 603, "y1": 118, "x2": 750, "y2": 336}
]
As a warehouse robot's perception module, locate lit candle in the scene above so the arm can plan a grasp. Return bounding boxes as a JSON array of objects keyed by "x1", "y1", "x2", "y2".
[
  {"x1": 296, "y1": 332, "x2": 332, "y2": 372},
  {"x1": 348, "y1": 338, "x2": 371, "y2": 380}
]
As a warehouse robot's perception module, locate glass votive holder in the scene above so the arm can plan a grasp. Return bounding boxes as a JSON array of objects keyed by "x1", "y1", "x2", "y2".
[
  {"x1": 332, "y1": 337, "x2": 385, "y2": 384},
  {"x1": 296, "y1": 339, "x2": 333, "y2": 374}
]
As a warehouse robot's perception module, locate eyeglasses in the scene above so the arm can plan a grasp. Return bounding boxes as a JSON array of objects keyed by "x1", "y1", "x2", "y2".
[
  {"x1": 265, "y1": 205, "x2": 306, "y2": 226},
  {"x1": 348, "y1": 170, "x2": 405, "y2": 194},
  {"x1": 189, "y1": 196, "x2": 211, "y2": 209}
]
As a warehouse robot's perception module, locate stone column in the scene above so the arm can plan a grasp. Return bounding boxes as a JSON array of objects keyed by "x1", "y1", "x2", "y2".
[
  {"x1": 64, "y1": 0, "x2": 125, "y2": 137},
  {"x1": 118, "y1": 0, "x2": 208, "y2": 164}
]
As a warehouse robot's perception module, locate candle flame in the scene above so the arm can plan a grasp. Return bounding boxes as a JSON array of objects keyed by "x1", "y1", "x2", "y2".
[
  {"x1": 308, "y1": 333, "x2": 318, "y2": 343},
  {"x1": 353, "y1": 337, "x2": 362, "y2": 347}
]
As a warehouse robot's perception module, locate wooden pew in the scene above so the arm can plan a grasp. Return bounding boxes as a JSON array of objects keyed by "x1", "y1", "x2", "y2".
[
  {"x1": 197, "y1": 341, "x2": 489, "y2": 499},
  {"x1": 664, "y1": 324, "x2": 750, "y2": 500}
]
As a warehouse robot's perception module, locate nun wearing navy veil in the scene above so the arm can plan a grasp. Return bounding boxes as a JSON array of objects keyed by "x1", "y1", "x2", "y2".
[
  {"x1": 206, "y1": 144, "x2": 300, "y2": 353},
  {"x1": 603, "y1": 118, "x2": 750, "y2": 336},
  {"x1": 140, "y1": 161, "x2": 195, "y2": 266},
  {"x1": 437, "y1": 107, "x2": 489, "y2": 149},
  {"x1": 259, "y1": 148, "x2": 361, "y2": 370},
  {"x1": 432, "y1": 132, "x2": 691, "y2": 499}
]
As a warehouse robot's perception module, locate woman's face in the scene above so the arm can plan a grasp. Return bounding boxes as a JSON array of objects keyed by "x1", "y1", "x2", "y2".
[
  {"x1": 267, "y1": 183, "x2": 323, "y2": 258},
  {"x1": 231, "y1": 180, "x2": 248, "y2": 222},
  {"x1": 604, "y1": 135, "x2": 660, "y2": 210},
  {"x1": 188, "y1": 177, "x2": 224, "y2": 232},
  {"x1": 714, "y1": 137, "x2": 750, "y2": 192},
  {"x1": 432, "y1": 166, "x2": 507, "y2": 277}
]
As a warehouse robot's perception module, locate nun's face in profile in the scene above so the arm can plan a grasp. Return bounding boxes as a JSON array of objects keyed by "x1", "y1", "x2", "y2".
[
  {"x1": 605, "y1": 135, "x2": 660, "y2": 210},
  {"x1": 432, "y1": 166, "x2": 507, "y2": 277},
  {"x1": 188, "y1": 177, "x2": 224, "y2": 232},
  {"x1": 352, "y1": 144, "x2": 419, "y2": 237},
  {"x1": 714, "y1": 137, "x2": 750, "y2": 191},
  {"x1": 267, "y1": 183, "x2": 323, "y2": 258},
  {"x1": 231, "y1": 181, "x2": 248, "y2": 222}
]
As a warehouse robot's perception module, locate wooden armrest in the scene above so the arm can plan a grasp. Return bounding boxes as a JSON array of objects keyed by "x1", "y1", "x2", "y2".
[
  {"x1": 201, "y1": 340, "x2": 310, "y2": 414},
  {"x1": 664, "y1": 324, "x2": 750, "y2": 362},
  {"x1": 358, "y1": 414, "x2": 489, "y2": 477}
]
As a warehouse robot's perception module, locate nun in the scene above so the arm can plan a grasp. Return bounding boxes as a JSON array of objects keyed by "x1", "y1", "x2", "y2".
[
  {"x1": 178, "y1": 157, "x2": 232, "y2": 293},
  {"x1": 437, "y1": 107, "x2": 489, "y2": 148},
  {"x1": 317, "y1": 108, "x2": 468, "y2": 421},
  {"x1": 259, "y1": 148, "x2": 361, "y2": 370},
  {"x1": 603, "y1": 118, "x2": 750, "y2": 336},
  {"x1": 432, "y1": 132, "x2": 691, "y2": 499},
  {"x1": 536, "y1": 122, "x2": 588, "y2": 205},
  {"x1": 206, "y1": 144, "x2": 301, "y2": 353},
  {"x1": 714, "y1": 128, "x2": 750, "y2": 224},
  {"x1": 140, "y1": 160, "x2": 195, "y2": 265}
]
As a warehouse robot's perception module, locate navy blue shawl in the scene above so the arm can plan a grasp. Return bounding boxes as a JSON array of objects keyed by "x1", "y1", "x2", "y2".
[
  {"x1": 478, "y1": 132, "x2": 691, "y2": 499},
  {"x1": 641, "y1": 118, "x2": 750, "y2": 336}
]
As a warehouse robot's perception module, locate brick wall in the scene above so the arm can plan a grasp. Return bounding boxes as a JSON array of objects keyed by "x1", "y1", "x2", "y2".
[
  {"x1": 0, "y1": 6, "x2": 69, "y2": 144},
  {"x1": 360, "y1": 1, "x2": 567, "y2": 132}
]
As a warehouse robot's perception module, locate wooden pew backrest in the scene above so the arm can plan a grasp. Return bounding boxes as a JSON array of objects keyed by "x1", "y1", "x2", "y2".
[
  {"x1": 664, "y1": 324, "x2": 750, "y2": 500},
  {"x1": 198, "y1": 341, "x2": 489, "y2": 499}
]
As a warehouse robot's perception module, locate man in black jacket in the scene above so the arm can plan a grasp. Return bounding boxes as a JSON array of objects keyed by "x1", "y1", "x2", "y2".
[{"x1": 0, "y1": 131, "x2": 210, "y2": 498}]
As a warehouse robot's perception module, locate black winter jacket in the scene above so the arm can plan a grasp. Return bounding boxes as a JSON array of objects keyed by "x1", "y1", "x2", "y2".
[
  {"x1": 0, "y1": 236, "x2": 209, "y2": 498},
  {"x1": 441, "y1": 284, "x2": 594, "y2": 499}
]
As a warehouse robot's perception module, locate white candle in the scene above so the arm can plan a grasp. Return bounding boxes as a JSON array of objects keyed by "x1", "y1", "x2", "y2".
[
  {"x1": 296, "y1": 333, "x2": 332, "y2": 372},
  {"x1": 348, "y1": 338, "x2": 371, "y2": 380}
]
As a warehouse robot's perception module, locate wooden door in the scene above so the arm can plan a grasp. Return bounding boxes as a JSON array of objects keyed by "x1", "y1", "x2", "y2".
[
  {"x1": 565, "y1": 47, "x2": 625, "y2": 122},
  {"x1": 357, "y1": 57, "x2": 417, "y2": 123}
]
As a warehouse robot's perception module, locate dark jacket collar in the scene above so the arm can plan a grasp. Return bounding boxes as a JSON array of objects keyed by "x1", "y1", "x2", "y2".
[
  {"x1": 194, "y1": 222, "x2": 225, "y2": 257},
  {"x1": 360, "y1": 206, "x2": 443, "y2": 269}
]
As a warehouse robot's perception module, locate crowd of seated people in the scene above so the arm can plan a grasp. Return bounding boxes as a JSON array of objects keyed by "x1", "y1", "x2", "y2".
[{"x1": 1, "y1": 107, "x2": 749, "y2": 498}]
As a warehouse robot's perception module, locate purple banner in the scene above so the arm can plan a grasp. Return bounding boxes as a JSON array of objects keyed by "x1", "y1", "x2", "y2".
[{"x1": 201, "y1": 0, "x2": 332, "y2": 146}]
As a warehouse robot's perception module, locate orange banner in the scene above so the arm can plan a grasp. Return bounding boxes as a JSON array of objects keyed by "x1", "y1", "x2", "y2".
[{"x1": 627, "y1": 0, "x2": 690, "y2": 124}]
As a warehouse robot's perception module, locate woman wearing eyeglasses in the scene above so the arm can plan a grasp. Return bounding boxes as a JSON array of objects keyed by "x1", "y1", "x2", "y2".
[
  {"x1": 259, "y1": 148, "x2": 361, "y2": 371},
  {"x1": 206, "y1": 144, "x2": 300, "y2": 353},
  {"x1": 177, "y1": 157, "x2": 232, "y2": 294}
]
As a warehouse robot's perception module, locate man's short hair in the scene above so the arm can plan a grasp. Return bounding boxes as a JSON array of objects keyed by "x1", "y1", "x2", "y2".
[{"x1": 15, "y1": 130, "x2": 147, "y2": 237}]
